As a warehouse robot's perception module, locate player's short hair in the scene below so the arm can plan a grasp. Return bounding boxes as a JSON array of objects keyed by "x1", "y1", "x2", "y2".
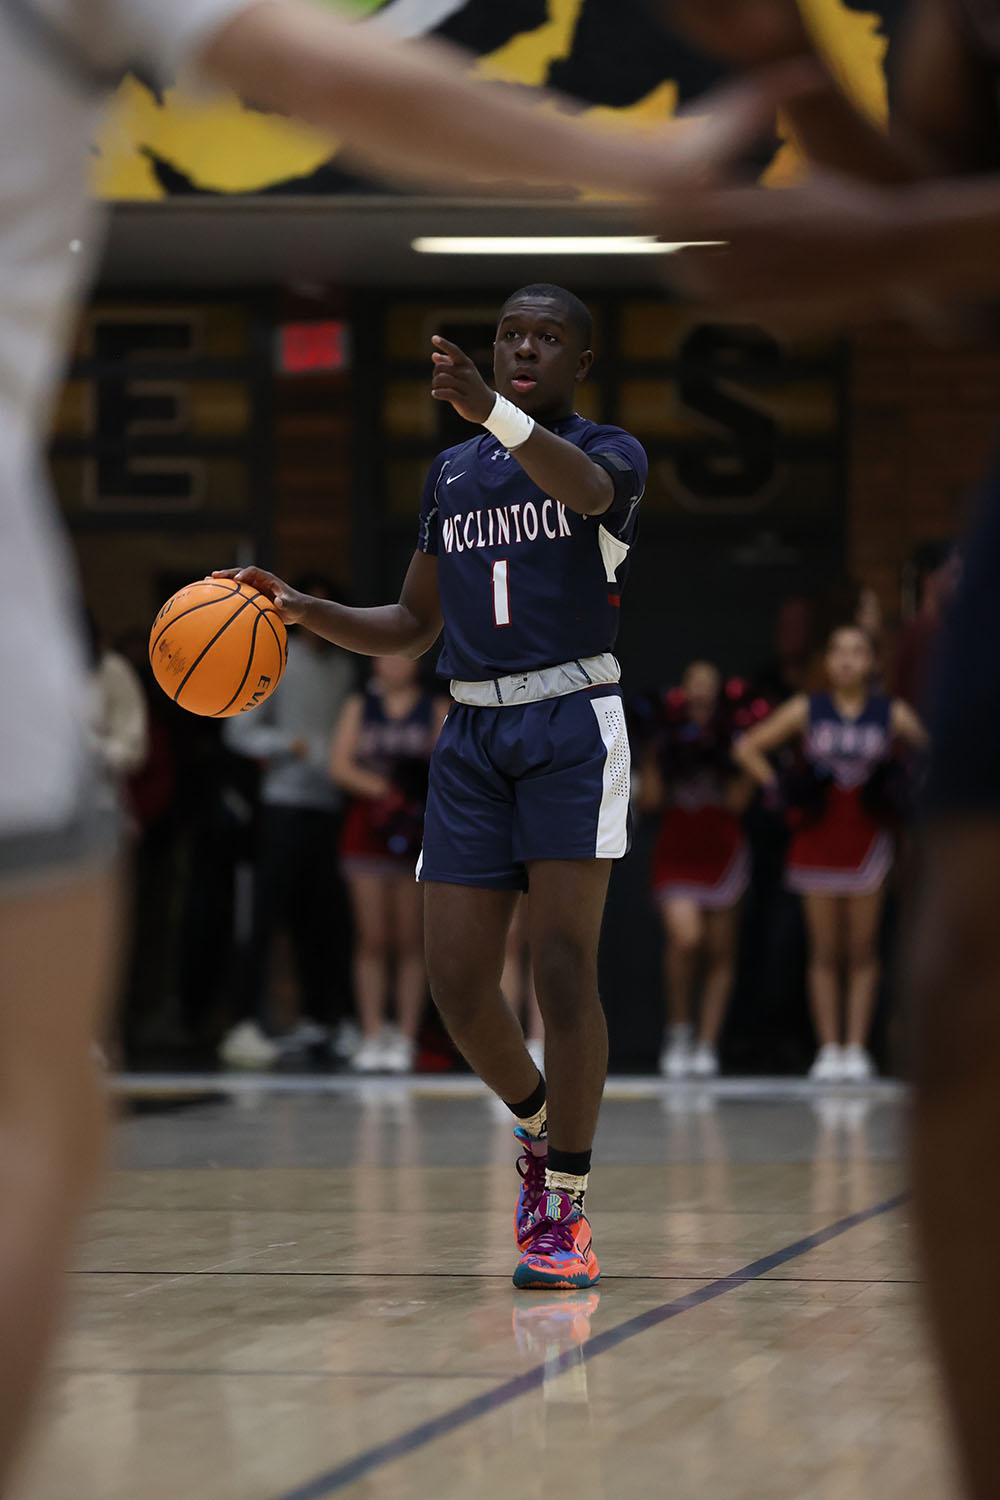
[{"x1": 498, "y1": 284, "x2": 593, "y2": 347}]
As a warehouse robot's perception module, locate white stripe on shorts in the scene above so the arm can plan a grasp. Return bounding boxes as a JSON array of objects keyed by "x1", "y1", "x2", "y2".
[{"x1": 590, "y1": 695, "x2": 630, "y2": 859}]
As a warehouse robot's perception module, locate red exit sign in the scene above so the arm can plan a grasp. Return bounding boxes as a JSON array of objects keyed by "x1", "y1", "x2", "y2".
[{"x1": 278, "y1": 320, "x2": 350, "y2": 374}]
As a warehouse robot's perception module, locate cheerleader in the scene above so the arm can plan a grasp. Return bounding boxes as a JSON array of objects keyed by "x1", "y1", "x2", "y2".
[
  {"x1": 733, "y1": 626, "x2": 927, "y2": 1082},
  {"x1": 330, "y1": 658, "x2": 448, "y2": 1073},
  {"x1": 644, "y1": 662, "x2": 753, "y2": 1079}
]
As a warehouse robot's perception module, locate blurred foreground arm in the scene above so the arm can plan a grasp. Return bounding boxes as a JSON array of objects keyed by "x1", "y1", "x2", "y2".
[
  {"x1": 664, "y1": 0, "x2": 994, "y2": 180},
  {"x1": 198, "y1": 0, "x2": 762, "y2": 199},
  {"x1": 660, "y1": 163, "x2": 1000, "y2": 324},
  {"x1": 655, "y1": 0, "x2": 1000, "y2": 323}
]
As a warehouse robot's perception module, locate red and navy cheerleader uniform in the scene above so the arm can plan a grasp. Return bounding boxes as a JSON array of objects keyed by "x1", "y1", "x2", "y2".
[
  {"x1": 785, "y1": 693, "x2": 894, "y2": 897},
  {"x1": 651, "y1": 705, "x2": 750, "y2": 910},
  {"x1": 340, "y1": 687, "x2": 438, "y2": 878}
]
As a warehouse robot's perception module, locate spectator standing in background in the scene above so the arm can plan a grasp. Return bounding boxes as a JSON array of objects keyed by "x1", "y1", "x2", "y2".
[
  {"x1": 641, "y1": 662, "x2": 752, "y2": 1080},
  {"x1": 753, "y1": 594, "x2": 816, "y2": 706},
  {"x1": 331, "y1": 657, "x2": 447, "y2": 1074},
  {"x1": 742, "y1": 595, "x2": 820, "y2": 1072},
  {"x1": 734, "y1": 626, "x2": 928, "y2": 1083},
  {"x1": 108, "y1": 627, "x2": 181, "y2": 1059},
  {"x1": 172, "y1": 719, "x2": 259, "y2": 1053},
  {"x1": 85, "y1": 610, "x2": 149, "y2": 817},
  {"x1": 220, "y1": 574, "x2": 355, "y2": 1068},
  {"x1": 893, "y1": 541, "x2": 960, "y2": 714},
  {"x1": 83, "y1": 614, "x2": 149, "y2": 1065}
]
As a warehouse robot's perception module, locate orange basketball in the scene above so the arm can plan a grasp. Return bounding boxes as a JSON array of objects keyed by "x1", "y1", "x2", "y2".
[{"x1": 149, "y1": 578, "x2": 287, "y2": 718}]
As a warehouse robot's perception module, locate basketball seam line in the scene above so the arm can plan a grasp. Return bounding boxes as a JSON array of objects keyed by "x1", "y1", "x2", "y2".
[
  {"x1": 258, "y1": 606, "x2": 287, "y2": 668},
  {"x1": 150, "y1": 584, "x2": 279, "y2": 662},
  {"x1": 213, "y1": 609, "x2": 264, "y2": 717},
  {"x1": 243, "y1": 591, "x2": 282, "y2": 621},
  {"x1": 172, "y1": 597, "x2": 254, "y2": 706},
  {"x1": 149, "y1": 586, "x2": 239, "y2": 657}
]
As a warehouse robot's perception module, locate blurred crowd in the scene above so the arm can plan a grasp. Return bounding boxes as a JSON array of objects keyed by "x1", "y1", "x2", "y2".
[{"x1": 94, "y1": 546, "x2": 957, "y2": 1081}]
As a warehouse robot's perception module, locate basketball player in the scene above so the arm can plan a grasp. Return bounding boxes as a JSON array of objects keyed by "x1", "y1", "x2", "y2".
[
  {"x1": 655, "y1": 3, "x2": 1000, "y2": 1493},
  {"x1": 216, "y1": 283, "x2": 647, "y2": 1289},
  {"x1": 0, "y1": 0, "x2": 804, "y2": 1481}
]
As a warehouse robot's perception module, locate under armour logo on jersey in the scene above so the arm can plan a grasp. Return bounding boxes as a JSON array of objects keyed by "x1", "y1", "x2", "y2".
[{"x1": 490, "y1": 447, "x2": 513, "y2": 461}]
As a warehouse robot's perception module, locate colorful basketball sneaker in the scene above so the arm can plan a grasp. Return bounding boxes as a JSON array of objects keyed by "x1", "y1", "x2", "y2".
[
  {"x1": 515, "y1": 1126, "x2": 548, "y2": 1246},
  {"x1": 512, "y1": 1189, "x2": 600, "y2": 1290}
]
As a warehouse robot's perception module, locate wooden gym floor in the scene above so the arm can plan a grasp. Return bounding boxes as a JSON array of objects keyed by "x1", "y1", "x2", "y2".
[{"x1": 11, "y1": 1078, "x2": 958, "y2": 1500}]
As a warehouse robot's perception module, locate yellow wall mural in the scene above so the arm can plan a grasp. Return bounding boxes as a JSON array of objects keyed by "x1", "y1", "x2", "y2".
[{"x1": 91, "y1": 0, "x2": 899, "y2": 199}]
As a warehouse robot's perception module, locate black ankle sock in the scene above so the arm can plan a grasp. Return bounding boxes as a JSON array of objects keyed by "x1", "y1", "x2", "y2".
[
  {"x1": 505, "y1": 1073, "x2": 546, "y2": 1120},
  {"x1": 546, "y1": 1147, "x2": 592, "y2": 1178}
]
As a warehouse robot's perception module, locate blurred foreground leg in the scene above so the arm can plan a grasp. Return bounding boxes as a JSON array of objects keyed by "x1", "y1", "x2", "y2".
[
  {"x1": 0, "y1": 869, "x2": 118, "y2": 1491},
  {"x1": 909, "y1": 822, "x2": 1000, "y2": 1500}
]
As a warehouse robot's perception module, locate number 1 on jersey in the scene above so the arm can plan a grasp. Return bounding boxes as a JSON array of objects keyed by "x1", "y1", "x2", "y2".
[{"x1": 492, "y1": 559, "x2": 511, "y2": 627}]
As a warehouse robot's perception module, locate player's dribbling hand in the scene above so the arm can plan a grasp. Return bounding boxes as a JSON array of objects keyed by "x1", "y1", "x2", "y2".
[
  {"x1": 210, "y1": 567, "x2": 309, "y2": 625},
  {"x1": 430, "y1": 336, "x2": 495, "y2": 423}
]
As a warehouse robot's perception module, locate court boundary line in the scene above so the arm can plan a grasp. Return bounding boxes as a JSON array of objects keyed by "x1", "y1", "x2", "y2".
[
  {"x1": 71, "y1": 1268, "x2": 920, "y2": 1284},
  {"x1": 56, "y1": 1366, "x2": 515, "y2": 1382},
  {"x1": 112, "y1": 1070, "x2": 907, "y2": 1102},
  {"x1": 269, "y1": 1191, "x2": 908, "y2": 1500}
]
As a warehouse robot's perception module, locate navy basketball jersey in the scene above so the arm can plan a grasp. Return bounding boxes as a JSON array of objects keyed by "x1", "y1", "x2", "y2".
[
  {"x1": 416, "y1": 414, "x2": 647, "y2": 681},
  {"x1": 803, "y1": 693, "x2": 892, "y2": 790}
]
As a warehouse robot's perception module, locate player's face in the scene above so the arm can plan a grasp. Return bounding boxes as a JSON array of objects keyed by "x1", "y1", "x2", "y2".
[
  {"x1": 825, "y1": 628, "x2": 874, "y2": 692},
  {"x1": 493, "y1": 300, "x2": 593, "y2": 421}
]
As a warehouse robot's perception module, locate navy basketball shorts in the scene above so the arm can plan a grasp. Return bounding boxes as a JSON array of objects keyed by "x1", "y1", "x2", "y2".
[
  {"x1": 925, "y1": 446, "x2": 1000, "y2": 817},
  {"x1": 417, "y1": 686, "x2": 632, "y2": 891}
]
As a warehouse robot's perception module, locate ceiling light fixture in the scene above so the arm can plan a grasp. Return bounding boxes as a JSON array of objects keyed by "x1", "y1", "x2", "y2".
[{"x1": 411, "y1": 235, "x2": 721, "y2": 256}]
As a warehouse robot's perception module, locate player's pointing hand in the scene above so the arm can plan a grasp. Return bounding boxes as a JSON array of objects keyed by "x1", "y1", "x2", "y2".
[
  {"x1": 211, "y1": 567, "x2": 309, "y2": 625},
  {"x1": 430, "y1": 336, "x2": 495, "y2": 424}
]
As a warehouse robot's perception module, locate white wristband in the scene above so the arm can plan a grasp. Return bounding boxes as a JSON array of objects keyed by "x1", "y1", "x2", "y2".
[{"x1": 482, "y1": 393, "x2": 535, "y2": 451}]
